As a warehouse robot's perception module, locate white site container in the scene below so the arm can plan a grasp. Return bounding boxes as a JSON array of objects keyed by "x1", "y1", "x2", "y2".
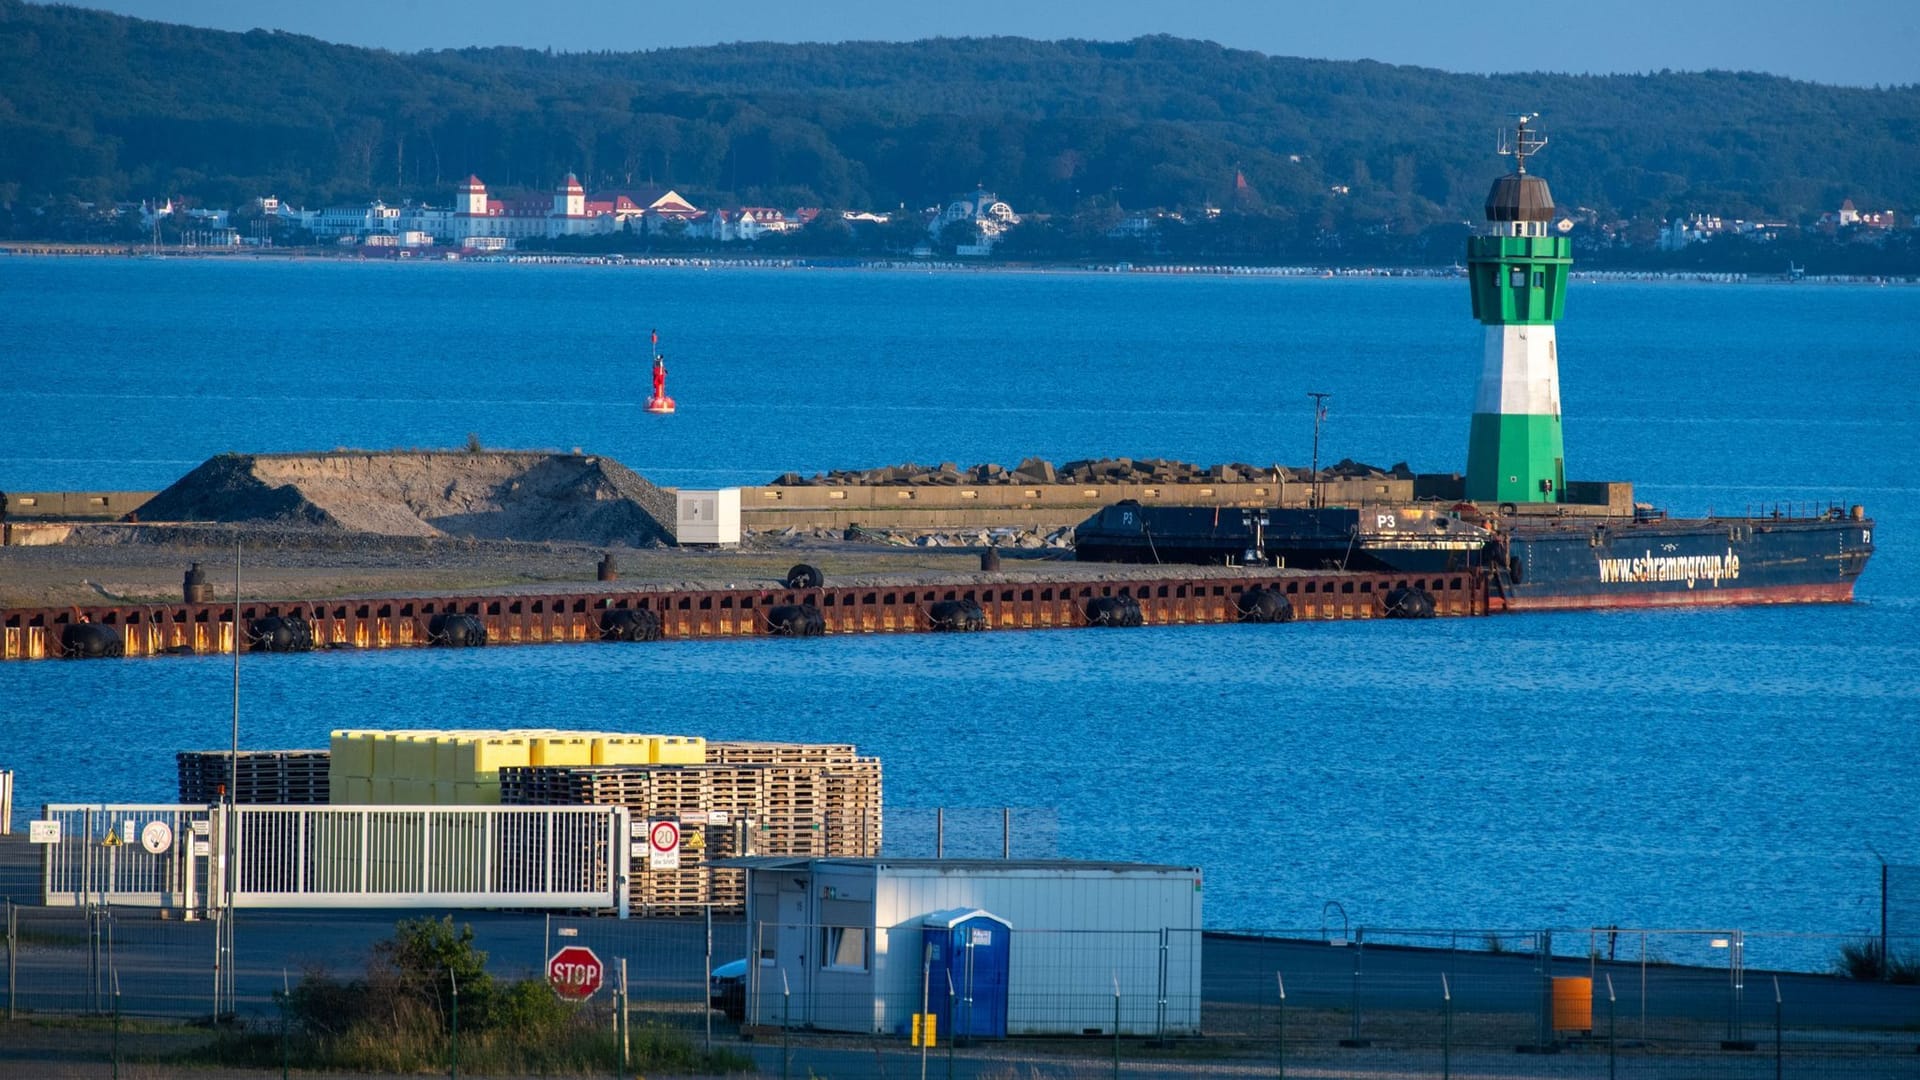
[
  {"x1": 740, "y1": 858, "x2": 1203, "y2": 1036},
  {"x1": 675, "y1": 488, "x2": 741, "y2": 546}
]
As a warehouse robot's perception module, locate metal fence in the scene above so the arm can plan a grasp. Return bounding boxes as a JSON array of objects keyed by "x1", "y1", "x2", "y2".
[
  {"x1": 1885, "y1": 861, "x2": 1920, "y2": 956},
  {"x1": 37, "y1": 803, "x2": 631, "y2": 913},
  {"x1": 881, "y1": 806, "x2": 1062, "y2": 859},
  {"x1": 737, "y1": 924, "x2": 1200, "y2": 1038},
  {"x1": 5, "y1": 910, "x2": 1918, "y2": 1078}
]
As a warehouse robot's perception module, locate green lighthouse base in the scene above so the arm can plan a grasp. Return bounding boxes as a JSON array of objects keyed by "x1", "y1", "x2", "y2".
[{"x1": 1465, "y1": 411, "x2": 1565, "y2": 503}]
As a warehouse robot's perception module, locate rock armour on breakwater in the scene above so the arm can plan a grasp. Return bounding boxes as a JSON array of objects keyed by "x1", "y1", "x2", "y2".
[
  {"x1": 134, "y1": 451, "x2": 676, "y2": 547},
  {"x1": 771, "y1": 456, "x2": 1416, "y2": 487}
]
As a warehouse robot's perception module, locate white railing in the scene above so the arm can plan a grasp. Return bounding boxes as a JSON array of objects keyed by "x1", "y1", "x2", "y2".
[
  {"x1": 0, "y1": 769, "x2": 12, "y2": 834},
  {"x1": 40, "y1": 804, "x2": 214, "y2": 911},
  {"x1": 39, "y1": 804, "x2": 631, "y2": 916}
]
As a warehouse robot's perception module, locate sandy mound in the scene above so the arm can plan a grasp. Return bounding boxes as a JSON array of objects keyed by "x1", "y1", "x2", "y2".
[{"x1": 135, "y1": 452, "x2": 677, "y2": 546}]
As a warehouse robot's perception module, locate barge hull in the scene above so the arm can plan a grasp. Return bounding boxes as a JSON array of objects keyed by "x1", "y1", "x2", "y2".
[
  {"x1": 1493, "y1": 580, "x2": 1856, "y2": 611},
  {"x1": 1497, "y1": 515, "x2": 1872, "y2": 609}
]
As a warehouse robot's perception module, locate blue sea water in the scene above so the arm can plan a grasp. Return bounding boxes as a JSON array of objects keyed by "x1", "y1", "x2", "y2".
[{"x1": 1, "y1": 257, "x2": 1916, "y2": 968}]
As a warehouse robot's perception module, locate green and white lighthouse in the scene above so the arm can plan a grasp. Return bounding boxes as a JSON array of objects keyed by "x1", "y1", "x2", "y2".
[{"x1": 1466, "y1": 114, "x2": 1571, "y2": 504}]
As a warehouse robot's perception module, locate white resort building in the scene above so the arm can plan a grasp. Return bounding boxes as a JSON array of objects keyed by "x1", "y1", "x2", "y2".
[
  {"x1": 930, "y1": 188, "x2": 1020, "y2": 254},
  {"x1": 299, "y1": 175, "x2": 702, "y2": 248}
]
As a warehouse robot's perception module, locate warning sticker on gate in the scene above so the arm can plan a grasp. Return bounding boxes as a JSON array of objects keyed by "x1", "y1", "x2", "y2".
[{"x1": 647, "y1": 820, "x2": 680, "y2": 870}]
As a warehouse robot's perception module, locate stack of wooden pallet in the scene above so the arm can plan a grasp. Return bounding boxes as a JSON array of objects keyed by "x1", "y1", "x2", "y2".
[
  {"x1": 706, "y1": 742, "x2": 884, "y2": 858},
  {"x1": 177, "y1": 750, "x2": 331, "y2": 805},
  {"x1": 824, "y1": 755, "x2": 884, "y2": 857},
  {"x1": 498, "y1": 741, "x2": 883, "y2": 914}
]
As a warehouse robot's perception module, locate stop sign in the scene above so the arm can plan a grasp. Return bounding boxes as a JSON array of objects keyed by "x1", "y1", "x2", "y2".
[{"x1": 547, "y1": 945, "x2": 604, "y2": 1001}]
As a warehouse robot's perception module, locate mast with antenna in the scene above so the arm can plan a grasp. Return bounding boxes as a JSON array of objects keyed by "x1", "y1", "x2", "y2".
[{"x1": 1495, "y1": 113, "x2": 1548, "y2": 174}]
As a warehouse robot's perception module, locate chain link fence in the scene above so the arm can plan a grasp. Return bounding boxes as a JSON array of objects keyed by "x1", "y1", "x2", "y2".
[
  {"x1": 881, "y1": 806, "x2": 1061, "y2": 858},
  {"x1": 5, "y1": 905, "x2": 1918, "y2": 1078}
]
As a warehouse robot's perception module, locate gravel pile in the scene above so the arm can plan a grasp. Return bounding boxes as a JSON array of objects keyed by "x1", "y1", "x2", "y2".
[{"x1": 134, "y1": 451, "x2": 675, "y2": 546}]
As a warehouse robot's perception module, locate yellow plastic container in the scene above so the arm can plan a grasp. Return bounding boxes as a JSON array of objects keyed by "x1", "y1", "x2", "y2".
[
  {"x1": 401, "y1": 733, "x2": 447, "y2": 780},
  {"x1": 347, "y1": 777, "x2": 373, "y2": 805},
  {"x1": 433, "y1": 735, "x2": 473, "y2": 781},
  {"x1": 593, "y1": 735, "x2": 655, "y2": 765},
  {"x1": 655, "y1": 736, "x2": 707, "y2": 764},
  {"x1": 328, "y1": 771, "x2": 350, "y2": 805},
  {"x1": 330, "y1": 729, "x2": 376, "y2": 777},
  {"x1": 369, "y1": 733, "x2": 399, "y2": 777},
  {"x1": 451, "y1": 736, "x2": 530, "y2": 780},
  {"x1": 1552, "y1": 977, "x2": 1593, "y2": 1033},
  {"x1": 431, "y1": 780, "x2": 459, "y2": 805},
  {"x1": 394, "y1": 778, "x2": 432, "y2": 805},
  {"x1": 455, "y1": 780, "x2": 502, "y2": 806},
  {"x1": 369, "y1": 777, "x2": 395, "y2": 804},
  {"x1": 530, "y1": 736, "x2": 591, "y2": 767},
  {"x1": 371, "y1": 730, "x2": 431, "y2": 777}
]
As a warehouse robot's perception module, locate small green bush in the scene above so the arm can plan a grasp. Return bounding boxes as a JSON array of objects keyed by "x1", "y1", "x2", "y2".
[{"x1": 1835, "y1": 939, "x2": 1920, "y2": 983}]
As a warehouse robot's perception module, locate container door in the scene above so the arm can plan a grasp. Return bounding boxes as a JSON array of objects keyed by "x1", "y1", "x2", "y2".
[{"x1": 776, "y1": 887, "x2": 812, "y2": 1020}]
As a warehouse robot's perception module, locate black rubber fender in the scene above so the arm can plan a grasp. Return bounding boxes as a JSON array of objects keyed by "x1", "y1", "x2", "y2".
[
  {"x1": 1384, "y1": 587, "x2": 1437, "y2": 619},
  {"x1": 1236, "y1": 587, "x2": 1294, "y2": 624},
  {"x1": 248, "y1": 614, "x2": 315, "y2": 653},
  {"x1": 766, "y1": 603, "x2": 825, "y2": 637},
  {"x1": 599, "y1": 607, "x2": 663, "y2": 643},
  {"x1": 927, "y1": 599, "x2": 988, "y2": 631},
  {"x1": 59, "y1": 623, "x2": 124, "y2": 659},
  {"x1": 1084, "y1": 594, "x2": 1144, "y2": 628},
  {"x1": 427, "y1": 612, "x2": 489, "y2": 647},
  {"x1": 784, "y1": 563, "x2": 824, "y2": 590}
]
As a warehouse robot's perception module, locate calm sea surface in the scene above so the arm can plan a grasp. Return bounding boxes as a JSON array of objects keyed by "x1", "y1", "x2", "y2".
[{"x1": 2, "y1": 257, "x2": 1917, "y2": 968}]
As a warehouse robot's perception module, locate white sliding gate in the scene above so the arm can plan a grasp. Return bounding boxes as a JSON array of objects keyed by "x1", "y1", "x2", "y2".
[{"x1": 39, "y1": 804, "x2": 632, "y2": 916}]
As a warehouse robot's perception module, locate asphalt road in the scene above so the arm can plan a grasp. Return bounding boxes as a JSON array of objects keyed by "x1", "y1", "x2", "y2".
[{"x1": 3, "y1": 834, "x2": 1916, "y2": 1041}]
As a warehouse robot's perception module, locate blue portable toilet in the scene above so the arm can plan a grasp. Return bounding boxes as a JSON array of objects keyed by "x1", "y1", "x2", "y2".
[{"x1": 922, "y1": 908, "x2": 1012, "y2": 1040}]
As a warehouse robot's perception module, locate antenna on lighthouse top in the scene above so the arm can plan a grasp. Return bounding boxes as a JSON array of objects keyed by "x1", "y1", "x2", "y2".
[{"x1": 1496, "y1": 113, "x2": 1548, "y2": 174}]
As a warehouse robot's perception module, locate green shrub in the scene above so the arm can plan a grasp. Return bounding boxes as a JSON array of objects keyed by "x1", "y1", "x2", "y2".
[
  {"x1": 1835, "y1": 939, "x2": 1920, "y2": 983},
  {"x1": 183, "y1": 916, "x2": 756, "y2": 1075}
]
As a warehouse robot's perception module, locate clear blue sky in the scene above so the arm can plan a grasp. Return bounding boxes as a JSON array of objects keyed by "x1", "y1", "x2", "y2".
[{"x1": 68, "y1": 0, "x2": 1920, "y2": 87}]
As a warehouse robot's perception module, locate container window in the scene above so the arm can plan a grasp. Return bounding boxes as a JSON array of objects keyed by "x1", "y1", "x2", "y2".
[
  {"x1": 1533, "y1": 271, "x2": 1545, "y2": 288},
  {"x1": 1509, "y1": 267, "x2": 1526, "y2": 288},
  {"x1": 822, "y1": 927, "x2": 868, "y2": 971}
]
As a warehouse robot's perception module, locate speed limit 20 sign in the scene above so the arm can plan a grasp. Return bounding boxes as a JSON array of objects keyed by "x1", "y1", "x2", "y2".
[{"x1": 647, "y1": 820, "x2": 680, "y2": 870}]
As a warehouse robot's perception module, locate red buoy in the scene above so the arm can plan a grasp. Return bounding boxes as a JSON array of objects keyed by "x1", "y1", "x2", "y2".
[{"x1": 644, "y1": 328, "x2": 676, "y2": 414}]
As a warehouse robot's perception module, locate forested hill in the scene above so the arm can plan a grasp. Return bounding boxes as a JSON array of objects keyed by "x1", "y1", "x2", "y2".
[{"x1": 3, "y1": 0, "x2": 1917, "y2": 227}]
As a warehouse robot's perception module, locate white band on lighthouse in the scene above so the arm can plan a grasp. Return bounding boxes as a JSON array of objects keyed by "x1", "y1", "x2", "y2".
[{"x1": 1473, "y1": 325, "x2": 1561, "y2": 416}]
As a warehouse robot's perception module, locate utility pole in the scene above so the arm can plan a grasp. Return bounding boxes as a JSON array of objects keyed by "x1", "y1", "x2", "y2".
[{"x1": 1307, "y1": 392, "x2": 1331, "y2": 509}]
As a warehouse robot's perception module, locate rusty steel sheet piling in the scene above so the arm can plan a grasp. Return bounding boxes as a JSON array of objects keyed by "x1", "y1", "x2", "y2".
[{"x1": 0, "y1": 569, "x2": 1487, "y2": 661}]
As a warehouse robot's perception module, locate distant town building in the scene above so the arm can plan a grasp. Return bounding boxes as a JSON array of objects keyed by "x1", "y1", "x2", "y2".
[
  {"x1": 290, "y1": 175, "x2": 702, "y2": 248},
  {"x1": 1818, "y1": 199, "x2": 1899, "y2": 232},
  {"x1": 931, "y1": 188, "x2": 1020, "y2": 254},
  {"x1": 1659, "y1": 213, "x2": 1794, "y2": 250}
]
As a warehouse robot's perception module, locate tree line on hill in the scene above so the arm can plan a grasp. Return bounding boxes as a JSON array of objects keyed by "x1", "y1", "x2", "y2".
[{"x1": 1, "y1": 0, "x2": 1917, "y2": 261}]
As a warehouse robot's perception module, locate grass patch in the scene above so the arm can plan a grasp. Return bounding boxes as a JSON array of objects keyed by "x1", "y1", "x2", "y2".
[
  {"x1": 165, "y1": 916, "x2": 750, "y2": 1075},
  {"x1": 175, "y1": 1019, "x2": 750, "y2": 1075}
]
